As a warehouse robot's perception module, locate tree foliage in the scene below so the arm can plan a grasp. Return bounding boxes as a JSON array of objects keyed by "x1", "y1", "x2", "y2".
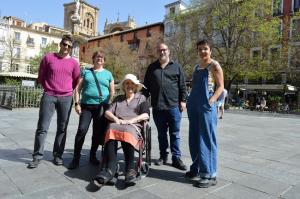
[
  {"x1": 2, "y1": 34, "x2": 19, "y2": 72},
  {"x1": 29, "y1": 42, "x2": 58, "y2": 74},
  {"x1": 98, "y1": 34, "x2": 159, "y2": 82},
  {"x1": 186, "y1": 0, "x2": 283, "y2": 88}
]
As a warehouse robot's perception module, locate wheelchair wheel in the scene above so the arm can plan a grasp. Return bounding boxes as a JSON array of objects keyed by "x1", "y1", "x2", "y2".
[{"x1": 140, "y1": 162, "x2": 150, "y2": 178}]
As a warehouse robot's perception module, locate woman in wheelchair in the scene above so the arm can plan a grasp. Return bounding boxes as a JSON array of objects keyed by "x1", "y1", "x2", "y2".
[{"x1": 94, "y1": 74, "x2": 150, "y2": 186}]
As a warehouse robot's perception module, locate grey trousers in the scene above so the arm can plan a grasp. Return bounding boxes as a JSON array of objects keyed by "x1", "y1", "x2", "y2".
[{"x1": 32, "y1": 93, "x2": 73, "y2": 159}]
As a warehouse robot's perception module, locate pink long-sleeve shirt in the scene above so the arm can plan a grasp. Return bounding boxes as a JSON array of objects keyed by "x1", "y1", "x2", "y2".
[{"x1": 38, "y1": 53, "x2": 80, "y2": 96}]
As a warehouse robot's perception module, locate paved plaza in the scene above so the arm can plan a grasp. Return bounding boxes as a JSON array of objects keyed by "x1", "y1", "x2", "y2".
[{"x1": 0, "y1": 108, "x2": 300, "y2": 199}]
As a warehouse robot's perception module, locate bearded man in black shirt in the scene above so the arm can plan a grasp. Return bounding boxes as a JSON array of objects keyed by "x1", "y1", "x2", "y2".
[{"x1": 142, "y1": 42, "x2": 187, "y2": 170}]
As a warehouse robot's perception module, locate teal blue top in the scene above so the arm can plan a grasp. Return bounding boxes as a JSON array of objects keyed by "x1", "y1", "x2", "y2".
[{"x1": 80, "y1": 68, "x2": 114, "y2": 104}]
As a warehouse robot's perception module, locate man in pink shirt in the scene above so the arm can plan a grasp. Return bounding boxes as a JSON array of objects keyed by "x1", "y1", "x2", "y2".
[{"x1": 28, "y1": 35, "x2": 80, "y2": 169}]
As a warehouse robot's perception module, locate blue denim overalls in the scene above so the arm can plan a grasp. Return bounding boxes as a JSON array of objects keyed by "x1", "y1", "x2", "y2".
[{"x1": 187, "y1": 63, "x2": 218, "y2": 178}]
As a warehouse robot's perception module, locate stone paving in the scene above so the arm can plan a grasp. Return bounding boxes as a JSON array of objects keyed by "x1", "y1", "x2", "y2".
[{"x1": 0, "y1": 108, "x2": 300, "y2": 199}]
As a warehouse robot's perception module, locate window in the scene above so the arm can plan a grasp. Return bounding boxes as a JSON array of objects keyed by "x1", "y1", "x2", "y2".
[
  {"x1": 269, "y1": 46, "x2": 281, "y2": 65},
  {"x1": 252, "y1": 50, "x2": 261, "y2": 58},
  {"x1": 290, "y1": 18, "x2": 300, "y2": 41},
  {"x1": 27, "y1": 65, "x2": 32, "y2": 73},
  {"x1": 27, "y1": 36, "x2": 34, "y2": 47},
  {"x1": 293, "y1": 0, "x2": 300, "y2": 12},
  {"x1": 13, "y1": 64, "x2": 19, "y2": 72},
  {"x1": 15, "y1": 48, "x2": 21, "y2": 58},
  {"x1": 41, "y1": 37, "x2": 47, "y2": 47},
  {"x1": 97, "y1": 40, "x2": 100, "y2": 47},
  {"x1": 146, "y1": 29, "x2": 151, "y2": 37},
  {"x1": 128, "y1": 39, "x2": 140, "y2": 50},
  {"x1": 16, "y1": 21, "x2": 22, "y2": 27},
  {"x1": 251, "y1": 47, "x2": 262, "y2": 59},
  {"x1": 0, "y1": 49, "x2": 4, "y2": 58},
  {"x1": 165, "y1": 22, "x2": 174, "y2": 37},
  {"x1": 120, "y1": 34, "x2": 124, "y2": 42},
  {"x1": 272, "y1": 0, "x2": 283, "y2": 16},
  {"x1": 289, "y1": 45, "x2": 300, "y2": 68},
  {"x1": 14, "y1": 32, "x2": 21, "y2": 41},
  {"x1": 169, "y1": 7, "x2": 175, "y2": 15}
]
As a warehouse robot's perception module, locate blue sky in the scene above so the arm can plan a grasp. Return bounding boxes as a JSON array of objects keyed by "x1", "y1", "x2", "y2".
[{"x1": 1, "y1": 0, "x2": 190, "y2": 34}]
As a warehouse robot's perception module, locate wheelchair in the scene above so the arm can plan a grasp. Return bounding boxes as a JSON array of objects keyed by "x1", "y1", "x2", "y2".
[{"x1": 96, "y1": 120, "x2": 151, "y2": 185}]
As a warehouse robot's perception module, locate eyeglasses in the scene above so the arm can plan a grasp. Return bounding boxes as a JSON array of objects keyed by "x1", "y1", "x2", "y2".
[
  {"x1": 61, "y1": 42, "x2": 73, "y2": 48},
  {"x1": 158, "y1": 48, "x2": 168, "y2": 52}
]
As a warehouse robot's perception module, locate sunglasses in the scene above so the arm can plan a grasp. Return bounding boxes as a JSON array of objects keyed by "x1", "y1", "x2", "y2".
[{"x1": 61, "y1": 42, "x2": 73, "y2": 48}]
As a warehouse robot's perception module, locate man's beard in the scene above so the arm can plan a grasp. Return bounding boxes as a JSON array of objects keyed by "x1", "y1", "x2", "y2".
[{"x1": 159, "y1": 55, "x2": 168, "y2": 62}]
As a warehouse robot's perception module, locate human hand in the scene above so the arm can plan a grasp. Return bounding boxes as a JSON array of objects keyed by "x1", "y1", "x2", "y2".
[
  {"x1": 180, "y1": 102, "x2": 186, "y2": 112},
  {"x1": 75, "y1": 105, "x2": 81, "y2": 115},
  {"x1": 209, "y1": 98, "x2": 215, "y2": 106}
]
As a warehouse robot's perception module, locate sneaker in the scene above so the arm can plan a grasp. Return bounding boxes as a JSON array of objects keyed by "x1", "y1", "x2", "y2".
[
  {"x1": 154, "y1": 157, "x2": 167, "y2": 166},
  {"x1": 53, "y1": 156, "x2": 63, "y2": 166},
  {"x1": 172, "y1": 158, "x2": 187, "y2": 170},
  {"x1": 27, "y1": 159, "x2": 41, "y2": 169},
  {"x1": 89, "y1": 156, "x2": 100, "y2": 166},
  {"x1": 194, "y1": 177, "x2": 217, "y2": 188},
  {"x1": 184, "y1": 171, "x2": 199, "y2": 180},
  {"x1": 68, "y1": 158, "x2": 79, "y2": 170},
  {"x1": 125, "y1": 169, "x2": 137, "y2": 186}
]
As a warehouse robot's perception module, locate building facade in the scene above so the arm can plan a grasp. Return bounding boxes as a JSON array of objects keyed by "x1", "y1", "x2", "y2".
[
  {"x1": 80, "y1": 22, "x2": 164, "y2": 80},
  {"x1": 63, "y1": 0, "x2": 99, "y2": 37},
  {"x1": 0, "y1": 16, "x2": 69, "y2": 74},
  {"x1": 103, "y1": 16, "x2": 137, "y2": 34}
]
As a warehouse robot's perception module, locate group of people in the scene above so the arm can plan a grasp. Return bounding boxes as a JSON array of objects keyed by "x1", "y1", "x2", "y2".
[{"x1": 27, "y1": 34, "x2": 224, "y2": 189}]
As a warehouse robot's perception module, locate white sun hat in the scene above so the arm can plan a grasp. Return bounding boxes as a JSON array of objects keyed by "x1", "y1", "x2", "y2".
[{"x1": 119, "y1": 74, "x2": 146, "y2": 91}]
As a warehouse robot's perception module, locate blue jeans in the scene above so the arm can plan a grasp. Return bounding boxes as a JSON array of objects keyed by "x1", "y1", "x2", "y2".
[
  {"x1": 33, "y1": 93, "x2": 73, "y2": 159},
  {"x1": 152, "y1": 107, "x2": 182, "y2": 161}
]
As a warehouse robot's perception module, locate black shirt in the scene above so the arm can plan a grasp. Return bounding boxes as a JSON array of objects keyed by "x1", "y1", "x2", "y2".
[{"x1": 142, "y1": 59, "x2": 187, "y2": 110}]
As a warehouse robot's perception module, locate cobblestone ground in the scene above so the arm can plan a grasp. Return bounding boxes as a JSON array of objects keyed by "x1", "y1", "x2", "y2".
[{"x1": 0, "y1": 108, "x2": 300, "y2": 199}]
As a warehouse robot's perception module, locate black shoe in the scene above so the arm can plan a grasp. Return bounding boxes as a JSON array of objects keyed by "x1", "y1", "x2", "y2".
[
  {"x1": 194, "y1": 177, "x2": 217, "y2": 188},
  {"x1": 89, "y1": 156, "x2": 100, "y2": 166},
  {"x1": 154, "y1": 157, "x2": 167, "y2": 166},
  {"x1": 53, "y1": 156, "x2": 63, "y2": 166},
  {"x1": 184, "y1": 171, "x2": 199, "y2": 180},
  {"x1": 125, "y1": 169, "x2": 137, "y2": 186},
  {"x1": 172, "y1": 158, "x2": 187, "y2": 170},
  {"x1": 93, "y1": 169, "x2": 114, "y2": 186},
  {"x1": 68, "y1": 158, "x2": 79, "y2": 170},
  {"x1": 27, "y1": 159, "x2": 41, "y2": 169}
]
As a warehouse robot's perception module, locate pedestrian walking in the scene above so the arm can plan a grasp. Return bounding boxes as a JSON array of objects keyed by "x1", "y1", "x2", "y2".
[
  {"x1": 185, "y1": 39, "x2": 224, "y2": 188},
  {"x1": 28, "y1": 35, "x2": 80, "y2": 168},
  {"x1": 142, "y1": 42, "x2": 187, "y2": 170},
  {"x1": 68, "y1": 51, "x2": 115, "y2": 170}
]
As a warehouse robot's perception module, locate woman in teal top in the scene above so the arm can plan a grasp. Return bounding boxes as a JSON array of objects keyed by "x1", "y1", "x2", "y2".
[{"x1": 68, "y1": 51, "x2": 115, "y2": 170}]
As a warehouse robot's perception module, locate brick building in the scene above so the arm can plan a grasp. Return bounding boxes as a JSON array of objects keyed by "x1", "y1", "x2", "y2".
[{"x1": 80, "y1": 22, "x2": 164, "y2": 80}]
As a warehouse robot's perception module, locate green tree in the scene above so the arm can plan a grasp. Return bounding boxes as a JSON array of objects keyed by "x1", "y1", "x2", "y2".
[
  {"x1": 189, "y1": 0, "x2": 283, "y2": 89},
  {"x1": 29, "y1": 42, "x2": 58, "y2": 74}
]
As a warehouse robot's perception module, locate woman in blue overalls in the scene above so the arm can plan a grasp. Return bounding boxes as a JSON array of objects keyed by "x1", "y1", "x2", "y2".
[{"x1": 186, "y1": 39, "x2": 224, "y2": 188}]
